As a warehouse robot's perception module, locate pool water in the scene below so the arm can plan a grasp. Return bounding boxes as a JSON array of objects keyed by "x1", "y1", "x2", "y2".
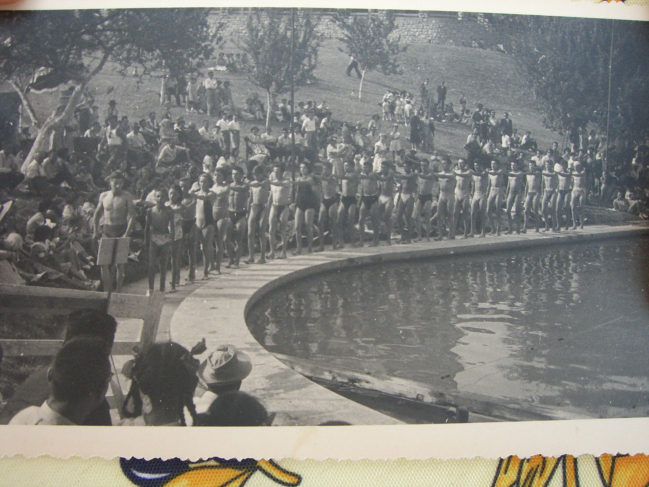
[{"x1": 246, "y1": 238, "x2": 649, "y2": 420}]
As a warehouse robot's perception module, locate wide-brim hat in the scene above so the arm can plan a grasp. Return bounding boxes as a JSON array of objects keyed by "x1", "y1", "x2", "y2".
[{"x1": 198, "y1": 345, "x2": 252, "y2": 386}]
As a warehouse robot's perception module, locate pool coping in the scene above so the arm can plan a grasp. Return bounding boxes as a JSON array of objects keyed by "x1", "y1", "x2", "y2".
[{"x1": 169, "y1": 222, "x2": 649, "y2": 426}]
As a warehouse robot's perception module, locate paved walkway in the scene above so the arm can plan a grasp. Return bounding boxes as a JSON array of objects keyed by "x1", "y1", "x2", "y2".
[{"x1": 162, "y1": 222, "x2": 648, "y2": 426}]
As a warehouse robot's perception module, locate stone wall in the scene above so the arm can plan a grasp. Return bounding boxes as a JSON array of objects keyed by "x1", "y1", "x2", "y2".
[{"x1": 210, "y1": 10, "x2": 502, "y2": 49}]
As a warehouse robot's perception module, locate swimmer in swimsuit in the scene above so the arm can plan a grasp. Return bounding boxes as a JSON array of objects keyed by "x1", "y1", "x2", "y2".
[
  {"x1": 212, "y1": 169, "x2": 231, "y2": 274},
  {"x1": 167, "y1": 184, "x2": 185, "y2": 292},
  {"x1": 505, "y1": 159, "x2": 526, "y2": 234},
  {"x1": 245, "y1": 165, "x2": 270, "y2": 264},
  {"x1": 523, "y1": 162, "x2": 542, "y2": 233},
  {"x1": 193, "y1": 173, "x2": 217, "y2": 279},
  {"x1": 453, "y1": 158, "x2": 473, "y2": 239},
  {"x1": 434, "y1": 157, "x2": 457, "y2": 240},
  {"x1": 179, "y1": 177, "x2": 197, "y2": 282},
  {"x1": 358, "y1": 159, "x2": 381, "y2": 247},
  {"x1": 486, "y1": 159, "x2": 505, "y2": 236},
  {"x1": 394, "y1": 160, "x2": 418, "y2": 243},
  {"x1": 268, "y1": 163, "x2": 292, "y2": 259},
  {"x1": 376, "y1": 160, "x2": 396, "y2": 245},
  {"x1": 541, "y1": 160, "x2": 559, "y2": 232},
  {"x1": 414, "y1": 159, "x2": 435, "y2": 242},
  {"x1": 294, "y1": 162, "x2": 319, "y2": 255},
  {"x1": 145, "y1": 189, "x2": 174, "y2": 295},
  {"x1": 470, "y1": 163, "x2": 489, "y2": 238},
  {"x1": 555, "y1": 161, "x2": 572, "y2": 231},
  {"x1": 337, "y1": 160, "x2": 360, "y2": 248},
  {"x1": 570, "y1": 161, "x2": 587, "y2": 229},
  {"x1": 317, "y1": 162, "x2": 339, "y2": 251},
  {"x1": 227, "y1": 166, "x2": 249, "y2": 268}
]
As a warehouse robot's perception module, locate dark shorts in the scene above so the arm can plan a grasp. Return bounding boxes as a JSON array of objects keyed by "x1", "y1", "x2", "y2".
[
  {"x1": 418, "y1": 193, "x2": 433, "y2": 204},
  {"x1": 322, "y1": 195, "x2": 339, "y2": 212},
  {"x1": 103, "y1": 223, "x2": 127, "y2": 238},
  {"x1": 341, "y1": 195, "x2": 357, "y2": 210},
  {"x1": 361, "y1": 194, "x2": 379, "y2": 209},
  {"x1": 230, "y1": 210, "x2": 247, "y2": 226},
  {"x1": 273, "y1": 204, "x2": 287, "y2": 217},
  {"x1": 181, "y1": 219, "x2": 196, "y2": 236},
  {"x1": 252, "y1": 204, "x2": 266, "y2": 223}
]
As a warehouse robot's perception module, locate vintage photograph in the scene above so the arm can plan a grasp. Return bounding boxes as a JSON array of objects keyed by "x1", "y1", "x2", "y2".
[{"x1": 0, "y1": 6, "x2": 647, "y2": 433}]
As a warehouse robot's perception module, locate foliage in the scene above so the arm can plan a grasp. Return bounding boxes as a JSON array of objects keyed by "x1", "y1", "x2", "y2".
[
  {"x1": 242, "y1": 9, "x2": 320, "y2": 97},
  {"x1": 331, "y1": 10, "x2": 405, "y2": 77},
  {"x1": 497, "y1": 16, "x2": 649, "y2": 143}
]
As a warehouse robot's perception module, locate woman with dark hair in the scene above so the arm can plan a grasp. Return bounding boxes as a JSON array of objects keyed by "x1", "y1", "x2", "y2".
[
  {"x1": 120, "y1": 342, "x2": 200, "y2": 426},
  {"x1": 293, "y1": 162, "x2": 319, "y2": 255}
]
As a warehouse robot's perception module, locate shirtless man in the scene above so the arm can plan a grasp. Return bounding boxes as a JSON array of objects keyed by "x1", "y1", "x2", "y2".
[
  {"x1": 245, "y1": 165, "x2": 270, "y2": 264},
  {"x1": 93, "y1": 171, "x2": 136, "y2": 293},
  {"x1": 212, "y1": 170, "x2": 231, "y2": 274},
  {"x1": 570, "y1": 162, "x2": 587, "y2": 229},
  {"x1": 453, "y1": 158, "x2": 473, "y2": 239},
  {"x1": 505, "y1": 160, "x2": 526, "y2": 234},
  {"x1": 555, "y1": 160, "x2": 572, "y2": 231},
  {"x1": 178, "y1": 177, "x2": 198, "y2": 283},
  {"x1": 193, "y1": 173, "x2": 217, "y2": 279},
  {"x1": 541, "y1": 160, "x2": 559, "y2": 232},
  {"x1": 377, "y1": 160, "x2": 396, "y2": 245},
  {"x1": 470, "y1": 163, "x2": 488, "y2": 238},
  {"x1": 337, "y1": 160, "x2": 360, "y2": 248},
  {"x1": 227, "y1": 166, "x2": 249, "y2": 268},
  {"x1": 394, "y1": 160, "x2": 418, "y2": 244},
  {"x1": 268, "y1": 163, "x2": 292, "y2": 259},
  {"x1": 486, "y1": 159, "x2": 505, "y2": 236},
  {"x1": 145, "y1": 189, "x2": 174, "y2": 295},
  {"x1": 523, "y1": 161, "x2": 542, "y2": 233},
  {"x1": 358, "y1": 159, "x2": 381, "y2": 247},
  {"x1": 413, "y1": 159, "x2": 435, "y2": 242},
  {"x1": 317, "y1": 162, "x2": 339, "y2": 251},
  {"x1": 435, "y1": 157, "x2": 457, "y2": 240}
]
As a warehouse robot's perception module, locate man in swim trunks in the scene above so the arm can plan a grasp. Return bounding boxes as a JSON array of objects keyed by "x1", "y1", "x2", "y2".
[
  {"x1": 318, "y1": 161, "x2": 339, "y2": 251},
  {"x1": 245, "y1": 165, "x2": 270, "y2": 264},
  {"x1": 413, "y1": 159, "x2": 435, "y2": 242},
  {"x1": 470, "y1": 162, "x2": 489, "y2": 238},
  {"x1": 358, "y1": 159, "x2": 381, "y2": 247},
  {"x1": 485, "y1": 159, "x2": 505, "y2": 236},
  {"x1": 570, "y1": 161, "x2": 587, "y2": 229},
  {"x1": 394, "y1": 160, "x2": 418, "y2": 244},
  {"x1": 523, "y1": 161, "x2": 542, "y2": 233},
  {"x1": 93, "y1": 170, "x2": 136, "y2": 293},
  {"x1": 376, "y1": 160, "x2": 396, "y2": 245},
  {"x1": 505, "y1": 159, "x2": 526, "y2": 234},
  {"x1": 179, "y1": 177, "x2": 198, "y2": 282},
  {"x1": 193, "y1": 173, "x2": 217, "y2": 279},
  {"x1": 434, "y1": 157, "x2": 457, "y2": 240},
  {"x1": 227, "y1": 166, "x2": 249, "y2": 268},
  {"x1": 554, "y1": 159, "x2": 572, "y2": 231},
  {"x1": 211, "y1": 169, "x2": 231, "y2": 274},
  {"x1": 541, "y1": 160, "x2": 559, "y2": 232},
  {"x1": 453, "y1": 158, "x2": 473, "y2": 239},
  {"x1": 145, "y1": 189, "x2": 174, "y2": 295},
  {"x1": 268, "y1": 163, "x2": 292, "y2": 260},
  {"x1": 337, "y1": 160, "x2": 360, "y2": 248}
]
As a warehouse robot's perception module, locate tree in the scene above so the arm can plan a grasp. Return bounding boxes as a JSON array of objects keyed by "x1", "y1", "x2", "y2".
[
  {"x1": 498, "y1": 16, "x2": 649, "y2": 148},
  {"x1": 241, "y1": 9, "x2": 320, "y2": 128},
  {"x1": 0, "y1": 9, "x2": 216, "y2": 163},
  {"x1": 332, "y1": 10, "x2": 406, "y2": 100}
]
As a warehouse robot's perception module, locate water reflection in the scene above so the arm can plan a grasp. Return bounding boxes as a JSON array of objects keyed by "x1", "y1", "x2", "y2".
[{"x1": 247, "y1": 239, "x2": 649, "y2": 419}]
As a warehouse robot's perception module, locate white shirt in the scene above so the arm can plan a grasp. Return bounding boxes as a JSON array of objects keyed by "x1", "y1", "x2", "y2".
[
  {"x1": 204, "y1": 78, "x2": 217, "y2": 90},
  {"x1": 9, "y1": 401, "x2": 76, "y2": 425},
  {"x1": 127, "y1": 132, "x2": 146, "y2": 149},
  {"x1": 302, "y1": 118, "x2": 317, "y2": 132}
]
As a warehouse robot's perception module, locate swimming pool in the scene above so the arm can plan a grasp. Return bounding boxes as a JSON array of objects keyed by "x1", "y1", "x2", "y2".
[{"x1": 246, "y1": 237, "x2": 649, "y2": 421}]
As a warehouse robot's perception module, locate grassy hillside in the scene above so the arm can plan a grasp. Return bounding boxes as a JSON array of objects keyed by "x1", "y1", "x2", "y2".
[{"x1": 26, "y1": 39, "x2": 560, "y2": 159}]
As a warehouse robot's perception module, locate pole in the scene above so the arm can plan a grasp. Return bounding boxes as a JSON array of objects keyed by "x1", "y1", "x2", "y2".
[
  {"x1": 604, "y1": 19, "x2": 615, "y2": 174},
  {"x1": 290, "y1": 8, "x2": 296, "y2": 182}
]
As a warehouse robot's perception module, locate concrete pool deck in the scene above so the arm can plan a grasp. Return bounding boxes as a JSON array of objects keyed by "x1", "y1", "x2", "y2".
[{"x1": 168, "y1": 222, "x2": 649, "y2": 426}]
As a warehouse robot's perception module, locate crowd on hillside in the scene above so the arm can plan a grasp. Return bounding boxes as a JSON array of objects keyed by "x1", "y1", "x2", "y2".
[{"x1": 0, "y1": 69, "x2": 648, "y2": 425}]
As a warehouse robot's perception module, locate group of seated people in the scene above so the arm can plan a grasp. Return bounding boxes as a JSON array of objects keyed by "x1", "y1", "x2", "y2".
[{"x1": 0, "y1": 309, "x2": 272, "y2": 427}]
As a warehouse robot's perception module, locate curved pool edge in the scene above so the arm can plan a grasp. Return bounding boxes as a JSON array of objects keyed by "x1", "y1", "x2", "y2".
[{"x1": 170, "y1": 223, "x2": 649, "y2": 426}]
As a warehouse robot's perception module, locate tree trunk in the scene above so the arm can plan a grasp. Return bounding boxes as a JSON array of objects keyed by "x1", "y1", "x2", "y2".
[
  {"x1": 266, "y1": 90, "x2": 273, "y2": 129},
  {"x1": 25, "y1": 84, "x2": 86, "y2": 165},
  {"x1": 358, "y1": 69, "x2": 367, "y2": 100},
  {"x1": 8, "y1": 80, "x2": 41, "y2": 128}
]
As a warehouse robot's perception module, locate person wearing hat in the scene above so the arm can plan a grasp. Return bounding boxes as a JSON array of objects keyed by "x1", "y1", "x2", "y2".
[
  {"x1": 195, "y1": 345, "x2": 253, "y2": 414},
  {"x1": 93, "y1": 170, "x2": 136, "y2": 293}
]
